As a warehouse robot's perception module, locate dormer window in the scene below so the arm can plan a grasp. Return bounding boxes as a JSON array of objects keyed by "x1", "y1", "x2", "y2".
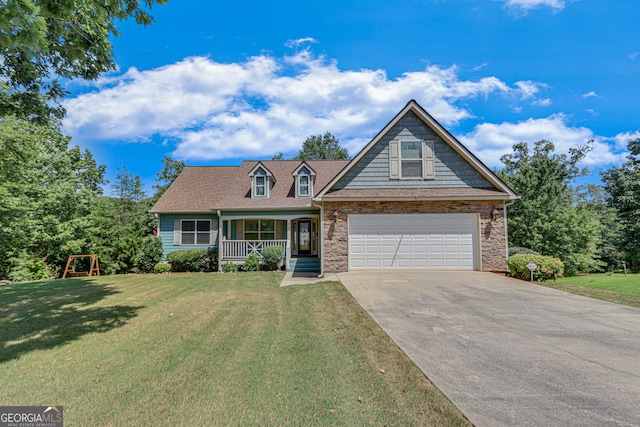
[
  {"x1": 255, "y1": 174, "x2": 266, "y2": 196},
  {"x1": 248, "y1": 162, "x2": 274, "y2": 199},
  {"x1": 292, "y1": 162, "x2": 316, "y2": 198}
]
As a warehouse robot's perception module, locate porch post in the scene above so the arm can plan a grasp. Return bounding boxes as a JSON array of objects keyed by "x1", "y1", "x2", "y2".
[
  {"x1": 286, "y1": 219, "x2": 291, "y2": 270},
  {"x1": 217, "y1": 210, "x2": 223, "y2": 272}
]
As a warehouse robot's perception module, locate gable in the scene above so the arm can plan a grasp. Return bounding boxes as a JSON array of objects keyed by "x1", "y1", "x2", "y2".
[{"x1": 332, "y1": 110, "x2": 493, "y2": 191}]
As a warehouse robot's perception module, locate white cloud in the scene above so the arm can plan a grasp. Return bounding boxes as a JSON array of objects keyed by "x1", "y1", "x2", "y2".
[
  {"x1": 581, "y1": 91, "x2": 598, "y2": 98},
  {"x1": 613, "y1": 131, "x2": 640, "y2": 152},
  {"x1": 63, "y1": 50, "x2": 542, "y2": 161},
  {"x1": 458, "y1": 114, "x2": 626, "y2": 169},
  {"x1": 501, "y1": 0, "x2": 573, "y2": 14},
  {"x1": 514, "y1": 80, "x2": 540, "y2": 98},
  {"x1": 629, "y1": 52, "x2": 639, "y2": 60},
  {"x1": 533, "y1": 98, "x2": 552, "y2": 106},
  {"x1": 285, "y1": 37, "x2": 318, "y2": 49}
]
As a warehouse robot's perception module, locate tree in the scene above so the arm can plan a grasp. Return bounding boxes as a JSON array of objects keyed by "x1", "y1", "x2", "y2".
[
  {"x1": 0, "y1": 0, "x2": 167, "y2": 123},
  {"x1": 152, "y1": 155, "x2": 185, "y2": 201},
  {"x1": 601, "y1": 138, "x2": 640, "y2": 268},
  {"x1": 497, "y1": 140, "x2": 601, "y2": 275},
  {"x1": 0, "y1": 116, "x2": 105, "y2": 279},
  {"x1": 294, "y1": 132, "x2": 349, "y2": 160},
  {"x1": 89, "y1": 167, "x2": 154, "y2": 274},
  {"x1": 575, "y1": 184, "x2": 624, "y2": 271}
]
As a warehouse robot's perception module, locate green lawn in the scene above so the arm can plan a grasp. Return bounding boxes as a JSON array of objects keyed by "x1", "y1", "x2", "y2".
[
  {"x1": 0, "y1": 273, "x2": 469, "y2": 426},
  {"x1": 538, "y1": 272, "x2": 640, "y2": 308}
]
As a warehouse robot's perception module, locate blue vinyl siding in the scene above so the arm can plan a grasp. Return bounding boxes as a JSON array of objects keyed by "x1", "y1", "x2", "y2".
[{"x1": 334, "y1": 111, "x2": 493, "y2": 190}]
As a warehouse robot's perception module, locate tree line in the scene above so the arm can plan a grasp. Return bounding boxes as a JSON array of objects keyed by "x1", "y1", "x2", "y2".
[
  {"x1": 498, "y1": 138, "x2": 639, "y2": 275},
  {"x1": 0, "y1": 116, "x2": 184, "y2": 280}
]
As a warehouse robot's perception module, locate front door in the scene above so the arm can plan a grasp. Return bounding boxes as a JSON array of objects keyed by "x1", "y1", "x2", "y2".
[{"x1": 297, "y1": 220, "x2": 311, "y2": 255}]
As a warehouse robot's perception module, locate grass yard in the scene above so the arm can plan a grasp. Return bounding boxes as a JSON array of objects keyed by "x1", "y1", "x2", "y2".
[
  {"x1": 0, "y1": 273, "x2": 469, "y2": 426},
  {"x1": 537, "y1": 272, "x2": 640, "y2": 308}
]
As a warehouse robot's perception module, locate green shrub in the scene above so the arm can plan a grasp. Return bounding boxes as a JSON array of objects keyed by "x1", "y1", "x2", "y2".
[
  {"x1": 136, "y1": 236, "x2": 164, "y2": 273},
  {"x1": 154, "y1": 263, "x2": 170, "y2": 274},
  {"x1": 562, "y1": 252, "x2": 605, "y2": 276},
  {"x1": 261, "y1": 246, "x2": 284, "y2": 271},
  {"x1": 8, "y1": 252, "x2": 50, "y2": 282},
  {"x1": 242, "y1": 253, "x2": 260, "y2": 272},
  {"x1": 508, "y1": 247, "x2": 540, "y2": 257},
  {"x1": 508, "y1": 254, "x2": 564, "y2": 281},
  {"x1": 222, "y1": 262, "x2": 238, "y2": 273},
  {"x1": 166, "y1": 249, "x2": 214, "y2": 272}
]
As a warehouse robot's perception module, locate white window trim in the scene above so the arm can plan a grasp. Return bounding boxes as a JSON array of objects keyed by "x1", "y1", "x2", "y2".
[
  {"x1": 251, "y1": 169, "x2": 270, "y2": 198},
  {"x1": 389, "y1": 139, "x2": 435, "y2": 180},
  {"x1": 296, "y1": 171, "x2": 313, "y2": 198}
]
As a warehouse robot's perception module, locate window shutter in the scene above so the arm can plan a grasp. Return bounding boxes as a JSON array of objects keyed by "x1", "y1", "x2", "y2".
[
  {"x1": 210, "y1": 219, "x2": 219, "y2": 246},
  {"x1": 174, "y1": 220, "x2": 181, "y2": 245},
  {"x1": 423, "y1": 140, "x2": 435, "y2": 179},
  {"x1": 389, "y1": 140, "x2": 400, "y2": 179}
]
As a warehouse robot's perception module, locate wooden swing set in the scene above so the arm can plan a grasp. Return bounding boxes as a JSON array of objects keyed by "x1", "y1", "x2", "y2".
[{"x1": 62, "y1": 254, "x2": 100, "y2": 279}]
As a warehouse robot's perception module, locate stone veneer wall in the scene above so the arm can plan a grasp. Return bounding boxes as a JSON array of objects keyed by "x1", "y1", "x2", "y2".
[{"x1": 323, "y1": 200, "x2": 507, "y2": 273}]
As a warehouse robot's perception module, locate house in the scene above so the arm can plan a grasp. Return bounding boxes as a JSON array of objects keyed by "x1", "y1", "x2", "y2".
[{"x1": 151, "y1": 100, "x2": 518, "y2": 274}]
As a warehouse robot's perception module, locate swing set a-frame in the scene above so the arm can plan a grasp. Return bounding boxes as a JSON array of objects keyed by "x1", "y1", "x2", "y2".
[{"x1": 62, "y1": 254, "x2": 100, "y2": 279}]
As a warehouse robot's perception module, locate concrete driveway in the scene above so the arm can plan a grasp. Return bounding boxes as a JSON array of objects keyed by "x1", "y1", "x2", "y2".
[{"x1": 337, "y1": 271, "x2": 640, "y2": 427}]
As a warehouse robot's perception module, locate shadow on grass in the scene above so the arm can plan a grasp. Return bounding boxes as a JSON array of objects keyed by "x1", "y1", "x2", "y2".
[{"x1": 0, "y1": 278, "x2": 142, "y2": 363}]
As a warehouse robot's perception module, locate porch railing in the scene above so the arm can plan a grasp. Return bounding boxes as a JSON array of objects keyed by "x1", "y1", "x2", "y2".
[{"x1": 221, "y1": 239, "x2": 287, "y2": 260}]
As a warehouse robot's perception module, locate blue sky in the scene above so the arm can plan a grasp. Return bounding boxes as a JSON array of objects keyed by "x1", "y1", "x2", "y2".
[{"x1": 61, "y1": 0, "x2": 640, "y2": 192}]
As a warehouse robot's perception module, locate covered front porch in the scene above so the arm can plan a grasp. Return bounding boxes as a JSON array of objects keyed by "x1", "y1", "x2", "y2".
[{"x1": 217, "y1": 213, "x2": 320, "y2": 272}]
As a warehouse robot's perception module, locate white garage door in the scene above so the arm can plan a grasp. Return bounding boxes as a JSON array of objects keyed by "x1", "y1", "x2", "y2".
[{"x1": 348, "y1": 213, "x2": 477, "y2": 270}]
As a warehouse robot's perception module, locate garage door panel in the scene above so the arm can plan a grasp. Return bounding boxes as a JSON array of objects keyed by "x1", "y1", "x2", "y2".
[{"x1": 348, "y1": 214, "x2": 477, "y2": 271}]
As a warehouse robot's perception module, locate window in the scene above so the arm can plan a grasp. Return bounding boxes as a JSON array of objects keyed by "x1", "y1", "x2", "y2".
[
  {"x1": 244, "y1": 219, "x2": 275, "y2": 240},
  {"x1": 389, "y1": 140, "x2": 434, "y2": 180},
  {"x1": 299, "y1": 174, "x2": 310, "y2": 196},
  {"x1": 255, "y1": 176, "x2": 266, "y2": 196},
  {"x1": 251, "y1": 167, "x2": 270, "y2": 198},
  {"x1": 296, "y1": 168, "x2": 312, "y2": 198},
  {"x1": 401, "y1": 141, "x2": 423, "y2": 178},
  {"x1": 181, "y1": 220, "x2": 211, "y2": 245},
  {"x1": 293, "y1": 163, "x2": 316, "y2": 198}
]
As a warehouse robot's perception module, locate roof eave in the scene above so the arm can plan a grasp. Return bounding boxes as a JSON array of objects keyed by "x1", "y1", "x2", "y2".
[{"x1": 319, "y1": 194, "x2": 517, "y2": 202}]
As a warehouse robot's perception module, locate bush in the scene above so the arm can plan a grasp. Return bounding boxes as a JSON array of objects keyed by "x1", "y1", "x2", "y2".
[
  {"x1": 508, "y1": 247, "x2": 540, "y2": 257},
  {"x1": 166, "y1": 249, "x2": 214, "y2": 272},
  {"x1": 508, "y1": 254, "x2": 564, "y2": 281},
  {"x1": 242, "y1": 253, "x2": 260, "y2": 272},
  {"x1": 562, "y1": 252, "x2": 605, "y2": 277},
  {"x1": 222, "y1": 262, "x2": 238, "y2": 273},
  {"x1": 8, "y1": 252, "x2": 50, "y2": 282},
  {"x1": 261, "y1": 246, "x2": 284, "y2": 271},
  {"x1": 154, "y1": 263, "x2": 170, "y2": 274},
  {"x1": 136, "y1": 236, "x2": 164, "y2": 273}
]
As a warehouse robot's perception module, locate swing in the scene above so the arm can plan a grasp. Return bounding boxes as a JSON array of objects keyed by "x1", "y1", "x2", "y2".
[{"x1": 62, "y1": 254, "x2": 100, "y2": 278}]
